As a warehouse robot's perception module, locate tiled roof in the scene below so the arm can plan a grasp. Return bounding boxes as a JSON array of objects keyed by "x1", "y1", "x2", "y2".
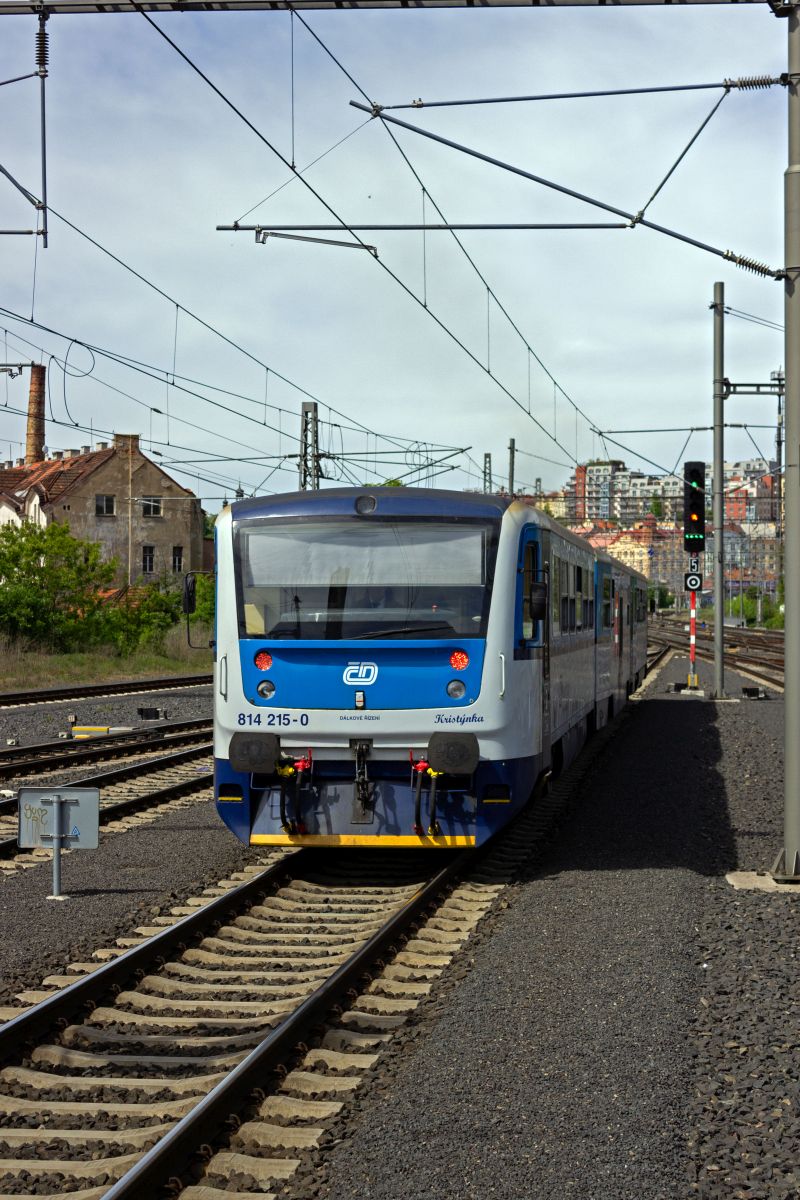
[
  {"x1": 0, "y1": 446, "x2": 197, "y2": 506},
  {"x1": 0, "y1": 450, "x2": 115, "y2": 503}
]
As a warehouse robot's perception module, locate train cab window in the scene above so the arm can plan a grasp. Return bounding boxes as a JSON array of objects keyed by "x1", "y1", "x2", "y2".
[
  {"x1": 234, "y1": 516, "x2": 499, "y2": 641},
  {"x1": 551, "y1": 556, "x2": 560, "y2": 636},
  {"x1": 521, "y1": 543, "x2": 537, "y2": 641},
  {"x1": 514, "y1": 539, "x2": 545, "y2": 653}
]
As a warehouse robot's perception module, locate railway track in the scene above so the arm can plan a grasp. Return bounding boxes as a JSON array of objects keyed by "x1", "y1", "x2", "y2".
[
  {"x1": 0, "y1": 720, "x2": 212, "y2": 782},
  {"x1": 649, "y1": 623, "x2": 784, "y2": 690},
  {"x1": 0, "y1": 848, "x2": 485, "y2": 1199},
  {"x1": 0, "y1": 743, "x2": 214, "y2": 867},
  {"x1": 0, "y1": 688, "x2": 629, "y2": 1199},
  {"x1": 0, "y1": 675, "x2": 213, "y2": 711}
]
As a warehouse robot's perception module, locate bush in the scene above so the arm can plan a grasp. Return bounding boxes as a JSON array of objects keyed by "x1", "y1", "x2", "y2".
[
  {"x1": 104, "y1": 580, "x2": 183, "y2": 655},
  {"x1": 0, "y1": 522, "x2": 117, "y2": 651}
]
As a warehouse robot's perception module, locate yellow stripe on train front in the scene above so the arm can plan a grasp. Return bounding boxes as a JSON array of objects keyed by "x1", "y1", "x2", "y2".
[{"x1": 250, "y1": 833, "x2": 477, "y2": 848}]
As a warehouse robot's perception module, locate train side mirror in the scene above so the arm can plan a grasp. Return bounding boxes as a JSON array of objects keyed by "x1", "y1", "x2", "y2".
[
  {"x1": 182, "y1": 573, "x2": 197, "y2": 615},
  {"x1": 530, "y1": 580, "x2": 547, "y2": 623}
]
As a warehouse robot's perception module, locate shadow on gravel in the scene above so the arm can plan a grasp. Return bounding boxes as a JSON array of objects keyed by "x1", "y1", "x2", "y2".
[
  {"x1": 524, "y1": 696, "x2": 737, "y2": 880},
  {"x1": 64, "y1": 886, "x2": 165, "y2": 898}
]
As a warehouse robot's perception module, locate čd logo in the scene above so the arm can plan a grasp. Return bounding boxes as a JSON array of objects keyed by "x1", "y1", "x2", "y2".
[{"x1": 343, "y1": 662, "x2": 379, "y2": 686}]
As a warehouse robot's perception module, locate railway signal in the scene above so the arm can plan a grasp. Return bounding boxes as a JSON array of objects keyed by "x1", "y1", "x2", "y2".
[{"x1": 683, "y1": 461, "x2": 706, "y2": 553}]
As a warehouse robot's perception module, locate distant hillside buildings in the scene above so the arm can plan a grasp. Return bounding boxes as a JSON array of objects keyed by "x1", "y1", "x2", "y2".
[{"x1": 535, "y1": 456, "x2": 781, "y2": 599}]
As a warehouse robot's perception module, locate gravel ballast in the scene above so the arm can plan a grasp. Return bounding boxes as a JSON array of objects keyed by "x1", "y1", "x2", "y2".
[
  {"x1": 0, "y1": 683, "x2": 212, "y2": 746},
  {"x1": 285, "y1": 653, "x2": 794, "y2": 1200},
  {"x1": 0, "y1": 685, "x2": 273, "y2": 1005},
  {"x1": 1, "y1": 659, "x2": 795, "y2": 1198}
]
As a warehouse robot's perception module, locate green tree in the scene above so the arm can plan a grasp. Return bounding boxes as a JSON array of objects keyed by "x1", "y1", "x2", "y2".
[
  {"x1": 0, "y1": 521, "x2": 117, "y2": 650},
  {"x1": 191, "y1": 572, "x2": 215, "y2": 627},
  {"x1": 649, "y1": 494, "x2": 664, "y2": 519},
  {"x1": 104, "y1": 578, "x2": 183, "y2": 655}
]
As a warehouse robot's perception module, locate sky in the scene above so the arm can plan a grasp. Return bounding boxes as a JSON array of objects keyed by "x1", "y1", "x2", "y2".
[{"x1": 0, "y1": 1, "x2": 789, "y2": 510}]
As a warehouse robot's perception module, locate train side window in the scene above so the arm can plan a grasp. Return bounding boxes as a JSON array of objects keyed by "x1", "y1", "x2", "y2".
[
  {"x1": 584, "y1": 565, "x2": 593, "y2": 629},
  {"x1": 602, "y1": 576, "x2": 613, "y2": 628},
  {"x1": 560, "y1": 562, "x2": 570, "y2": 631},
  {"x1": 569, "y1": 563, "x2": 576, "y2": 632},
  {"x1": 575, "y1": 566, "x2": 583, "y2": 629},
  {"x1": 637, "y1": 587, "x2": 647, "y2": 622},
  {"x1": 551, "y1": 556, "x2": 560, "y2": 636}
]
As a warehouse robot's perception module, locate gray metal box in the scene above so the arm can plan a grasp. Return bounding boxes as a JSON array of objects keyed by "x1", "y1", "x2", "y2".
[{"x1": 18, "y1": 787, "x2": 100, "y2": 850}]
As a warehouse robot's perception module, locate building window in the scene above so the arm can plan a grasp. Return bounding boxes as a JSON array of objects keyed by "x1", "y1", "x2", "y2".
[
  {"x1": 95, "y1": 494, "x2": 115, "y2": 516},
  {"x1": 142, "y1": 545, "x2": 155, "y2": 574},
  {"x1": 142, "y1": 497, "x2": 162, "y2": 517},
  {"x1": 172, "y1": 545, "x2": 183, "y2": 573}
]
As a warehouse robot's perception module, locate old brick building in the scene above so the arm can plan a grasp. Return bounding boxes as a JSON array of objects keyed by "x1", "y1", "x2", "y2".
[{"x1": 0, "y1": 367, "x2": 204, "y2": 583}]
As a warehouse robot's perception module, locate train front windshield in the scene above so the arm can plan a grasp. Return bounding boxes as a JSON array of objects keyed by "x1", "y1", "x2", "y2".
[{"x1": 234, "y1": 517, "x2": 498, "y2": 640}]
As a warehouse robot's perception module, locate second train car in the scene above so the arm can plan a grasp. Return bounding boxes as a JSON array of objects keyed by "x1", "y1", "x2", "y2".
[{"x1": 208, "y1": 487, "x2": 648, "y2": 848}]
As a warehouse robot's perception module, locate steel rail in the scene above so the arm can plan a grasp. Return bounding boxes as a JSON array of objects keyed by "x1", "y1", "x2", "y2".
[
  {"x1": 102, "y1": 849, "x2": 471, "y2": 1200},
  {"x1": 0, "y1": 717, "x2": 211, "y2": 766},
  {"x1": 0, "y1": 673, "x2": 212, "y2": 708},
  {"x1": 0, "y1": 740, "x2": 213, "y2": 818},
  {"x1": 649, "y1": 632, "x2": 784, "y2": 689},
  {"x1": 0, "y1": 720, "x2": 211, "y2": 777},
  {"x1": 0, "y1": 849, "x2": 305, "y2": 1059}
]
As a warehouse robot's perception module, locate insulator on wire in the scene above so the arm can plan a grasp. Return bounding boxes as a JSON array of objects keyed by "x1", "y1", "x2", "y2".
[
  {"x1": 723, "y1": 250, "x2": 783, "y2": 280},
  {"x1": 725, "y1": 75, "x2": 777, "y2": 91},
  {"x1": 36, "y1": 17, "x2": 49, "y2": 75}
]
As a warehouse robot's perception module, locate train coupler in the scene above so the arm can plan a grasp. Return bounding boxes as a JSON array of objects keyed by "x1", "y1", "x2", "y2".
[
  {"x1": 276, "y1": 758, "x2": 297, "y2": 833},
  {"x1": 427, "y1": 767, "x2": 443, "y2": 837},
  {"x1": 293, "y1": 749, "x2": 313, "y2": 834},
  {"x1": 410, "y1": 750, "x2": 430, "y2": 835}
]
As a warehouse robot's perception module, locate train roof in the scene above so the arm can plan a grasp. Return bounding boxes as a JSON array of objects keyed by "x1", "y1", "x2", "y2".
[{"x1": 231, "y1": 487, "x2": 514, "y2": 522}]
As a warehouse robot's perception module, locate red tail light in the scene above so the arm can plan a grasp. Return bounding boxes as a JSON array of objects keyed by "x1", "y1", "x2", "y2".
[
  {"x1": 254, "y1": 650, "x2": 273, "y2": 671},
  {"x1": 449, "y1": 650, "x2": 469, "y2": 671}
]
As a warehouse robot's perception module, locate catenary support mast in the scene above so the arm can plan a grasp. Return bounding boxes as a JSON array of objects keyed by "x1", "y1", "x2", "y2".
[
  {"x1": 712, "y1": 282, "x2": 725, "y2": 698},
  {"x1": 777, "y1": 0, "x2": 800, "y2": 880}
]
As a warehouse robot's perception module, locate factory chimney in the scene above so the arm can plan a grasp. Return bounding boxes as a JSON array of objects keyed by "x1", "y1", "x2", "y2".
[{"x1": 25, "y1": 364, "x2": 46, "y2": 466}]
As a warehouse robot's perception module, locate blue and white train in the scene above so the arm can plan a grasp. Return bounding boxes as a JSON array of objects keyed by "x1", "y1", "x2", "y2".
[{"x1": 209, "y1": 488, "x2": 648, "y2": 849}]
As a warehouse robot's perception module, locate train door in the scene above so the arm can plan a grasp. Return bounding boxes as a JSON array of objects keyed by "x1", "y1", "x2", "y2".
[{"x1": 540, "y1": 531, "x2": 551, "y2": 766}]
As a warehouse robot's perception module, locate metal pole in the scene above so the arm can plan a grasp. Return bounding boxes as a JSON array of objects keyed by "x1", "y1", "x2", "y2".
[
  {"x1": 127, "y1": 442, "x2": 132, "y2": 586},
  {"x1": 777, "y1": 5, "x2": 800, "y2": 880},
  {"x1": 713, "y1": 281, "x2": 726, "y2": 697},
  {"x1": 37, "y1": 13, "x2": 48, "y2": 249},
  {"x1": 508, "y1": 438, "x2": 515, "y2": 496},
  {"x1": 689, "y1": 589, "x2": 698, "y2": 688},
  {"x1": 50, "y1": 795, "x2": 62, "y2": 899}
]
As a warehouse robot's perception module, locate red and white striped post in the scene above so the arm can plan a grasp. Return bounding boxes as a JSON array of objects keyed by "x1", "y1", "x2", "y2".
[{"x1": 688, "y1": 589, "x2": 699, "y2": 689}]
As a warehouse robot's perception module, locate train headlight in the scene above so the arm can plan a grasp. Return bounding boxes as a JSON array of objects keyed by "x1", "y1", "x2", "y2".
[
  {"x1": 257, "y1": 679, "x2": 276, "y2": 699},
  {"x1": 449, "y1": 649, "x2": 469, "y2": 671},
  {"x1": 254, "y1": 650, "x2": 273, "y2": 671},
  {"x1": 446, "y1": 679, "x2": 466, "y2": 699}
]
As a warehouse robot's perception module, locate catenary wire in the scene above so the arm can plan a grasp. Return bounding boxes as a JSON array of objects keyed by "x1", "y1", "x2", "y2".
[
  {"x1": 292, "y1": 10, "x2": 602, "y2": 441},
  {"x1": 377, "y1": 77, "x2": 782, "y2": 112}
]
